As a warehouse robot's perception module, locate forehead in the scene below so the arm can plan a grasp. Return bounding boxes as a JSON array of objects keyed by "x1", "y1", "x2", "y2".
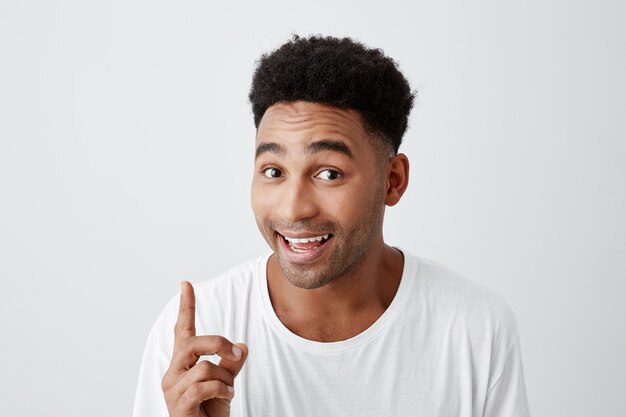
[{"x1": 255, "y1": 101, "x2": 371, "y2": 149}]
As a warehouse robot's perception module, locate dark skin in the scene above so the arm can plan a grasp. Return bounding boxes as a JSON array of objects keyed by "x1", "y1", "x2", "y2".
[
  {"x1": 267, "y1": 245, "x2": 404, "y2": 341},
  {"x1": 252, "y1": 101, "x2": 410, "y2": 342},
  {"x1": 161, "y1": 101, "x2": 410, "y2": 417}
]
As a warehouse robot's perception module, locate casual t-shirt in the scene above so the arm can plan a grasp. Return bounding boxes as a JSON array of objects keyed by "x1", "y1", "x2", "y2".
[{"x1": 132, "y1": 249, "x2": 531, "y2": 417}]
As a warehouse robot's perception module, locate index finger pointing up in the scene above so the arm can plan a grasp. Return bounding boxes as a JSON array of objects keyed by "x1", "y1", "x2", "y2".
[{"x1": 175, "y1": 281, "x2": 196, "y2": 339}]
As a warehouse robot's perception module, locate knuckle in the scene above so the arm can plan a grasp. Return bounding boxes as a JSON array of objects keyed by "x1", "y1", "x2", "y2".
[
  {"x1": 180, "y1": 385, "x2": 200, "y2": 407},
  {"x1": 161, "y1": 370, "x2": 175, "y2": 391},
  {"x1": 182, "y1": 340, "x2": 196, "y2": 357},
  {"x1": 196, "y1": 360, "x2": 212, "y2": 377},
  {"x1": 216, "y1": 335, "x2": 230, "y2": 349},
  {"x1": 187, "y1": 383, "x2": 201, "y2": 398},
  {"x1": 161, "y1": 374, "x2": 169, "y2": 391},
  {"x1": 163, "y1": 385, "x2": 178, "y2": 406},
  {"x1": 206, "y1": 380, "x2": 221, "y2": 396},
  {"x1": 225, "y1": 372, "x2": 235, "y2": 386}
]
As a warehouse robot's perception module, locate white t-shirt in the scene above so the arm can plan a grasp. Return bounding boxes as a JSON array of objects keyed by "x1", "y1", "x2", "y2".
[{"x1": 133, "y1": 250, "x2": 531, "y2": 417}]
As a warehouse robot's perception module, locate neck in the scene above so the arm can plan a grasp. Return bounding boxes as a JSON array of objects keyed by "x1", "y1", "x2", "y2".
[{"x1": 267, "y1": 240, "x2": 404, "y2": 342}]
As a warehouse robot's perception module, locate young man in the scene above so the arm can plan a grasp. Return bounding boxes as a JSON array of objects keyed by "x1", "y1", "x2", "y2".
[{"x1": 133, "y1": 35, "x2": 531, "y2": 417}]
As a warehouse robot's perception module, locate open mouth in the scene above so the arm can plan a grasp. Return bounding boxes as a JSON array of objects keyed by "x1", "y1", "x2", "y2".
[{"x1": 278, "y1": 232, "x2": 333, "y2": 253}]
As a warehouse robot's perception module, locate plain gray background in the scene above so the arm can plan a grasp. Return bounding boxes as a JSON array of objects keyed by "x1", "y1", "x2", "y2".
[{"x1": 1, "y1": 0, "x2": 624, "y2": 416}]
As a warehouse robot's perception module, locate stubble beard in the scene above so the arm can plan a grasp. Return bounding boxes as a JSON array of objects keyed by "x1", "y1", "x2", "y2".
[{"x1": 260, "y1": 198, "x2": 386, "y2": 290}]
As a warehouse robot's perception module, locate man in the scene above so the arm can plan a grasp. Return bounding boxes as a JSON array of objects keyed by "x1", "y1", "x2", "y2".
[{"x1": 133, "y1": 35, "x2": 531, "y2": 417}]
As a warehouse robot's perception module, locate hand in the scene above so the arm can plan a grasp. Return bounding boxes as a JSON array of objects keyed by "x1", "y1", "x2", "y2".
[{"x1": 162, "y1": 281, "x2": 249, "y2": 417}]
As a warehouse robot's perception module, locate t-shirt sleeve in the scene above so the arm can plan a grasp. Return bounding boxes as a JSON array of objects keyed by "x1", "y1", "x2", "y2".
[
  {"x1": 132, "y1": 297, "x2": 177, "y2": 417},
  {"x1": 482, "y1": 317, "x2": 532, "y2": 417}
]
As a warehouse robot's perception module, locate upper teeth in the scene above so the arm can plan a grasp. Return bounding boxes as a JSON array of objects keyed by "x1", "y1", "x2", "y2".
[{"x1": 284, "y1": 234, "x2": 330, "y2": 243}]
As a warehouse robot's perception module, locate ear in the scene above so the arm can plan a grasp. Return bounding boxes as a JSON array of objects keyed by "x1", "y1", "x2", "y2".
[{"x1": 385, "y1": 153, "x2": 409, "y2": 206}]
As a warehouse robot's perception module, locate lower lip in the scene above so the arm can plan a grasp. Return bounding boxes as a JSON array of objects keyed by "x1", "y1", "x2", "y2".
[{"x1": 277, "y1": 233, "x2": 333, "y2": 264}]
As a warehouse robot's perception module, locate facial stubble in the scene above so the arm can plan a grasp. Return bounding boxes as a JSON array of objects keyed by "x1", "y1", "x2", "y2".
[{"x1": 259, "y1": 182, "x2": 386, "y2": 290}]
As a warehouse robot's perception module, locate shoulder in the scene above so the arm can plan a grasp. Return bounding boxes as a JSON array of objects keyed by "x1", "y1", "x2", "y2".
[{"x1": 403, "y1": 250, "x2": 519, "y2": 342}]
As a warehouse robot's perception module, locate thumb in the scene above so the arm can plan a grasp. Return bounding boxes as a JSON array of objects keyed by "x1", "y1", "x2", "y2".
[{"x1": 218, "y1": 343, "x2": 248, "y2": 378}]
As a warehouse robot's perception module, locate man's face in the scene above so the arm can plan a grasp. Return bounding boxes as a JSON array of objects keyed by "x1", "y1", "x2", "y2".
[{"x1": 251, "y1": 101, "x2": 390, "y2": 289}]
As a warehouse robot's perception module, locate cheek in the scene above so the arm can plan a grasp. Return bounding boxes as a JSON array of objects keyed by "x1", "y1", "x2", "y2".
[
  {"x1": 324, "y1": 183, "x2": 381, "y2": 219},
  {"x1": 251, "y1": 186, "x2": 275, "y2": 243},
  {"x1": 324, "y1": 192, "x2": 354, "y2": 217},
  {"x1": 250, "y1": 184, "x2": 262, "y2": 218},
  {"x1": 250, "y1": 183, "x2": 274, "y2": 219}
]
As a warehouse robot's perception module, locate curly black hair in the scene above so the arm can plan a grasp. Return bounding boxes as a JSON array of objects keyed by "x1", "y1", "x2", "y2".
[{"x1": 248, "y1": 35, "x2": 415, "y2": 154}]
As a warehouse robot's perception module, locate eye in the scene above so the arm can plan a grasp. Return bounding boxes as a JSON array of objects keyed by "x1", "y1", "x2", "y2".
[
  {"x1": 263, "y1": 167, "x2": 282, "y2": 178},
  {"x1": 316, "y1": 169, "x2": 342, "y2": 181}
]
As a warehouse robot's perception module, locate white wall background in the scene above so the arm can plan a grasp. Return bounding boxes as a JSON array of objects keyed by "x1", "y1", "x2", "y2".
[{"x1": 1, "y1": 0, "x2": 624, "y2": 416}]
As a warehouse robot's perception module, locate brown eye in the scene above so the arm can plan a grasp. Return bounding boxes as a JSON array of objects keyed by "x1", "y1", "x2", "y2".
[
  {"x1": 316, "y1": 169, "x2": 341, "y2": 181},
  {"x1": 263, "y1": 168, "x2": 282, "y2": 178}
]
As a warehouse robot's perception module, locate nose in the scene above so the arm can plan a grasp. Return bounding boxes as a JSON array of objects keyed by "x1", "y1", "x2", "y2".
[{"x1": 275, "y1": 177, "x2": 319, "y2": 223}]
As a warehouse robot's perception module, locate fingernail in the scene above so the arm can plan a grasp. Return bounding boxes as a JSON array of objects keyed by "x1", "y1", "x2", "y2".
[
  {"x1": 227, "y1": 386, "x2": 234, "y2": 395},
  {"x1": 232, "y1": 346, "x2": 242, "y2": 359}
]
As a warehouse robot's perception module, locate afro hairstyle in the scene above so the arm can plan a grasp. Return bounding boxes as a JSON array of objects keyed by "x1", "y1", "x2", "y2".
[{"x1": 248, "y1": 35, "x2": 415, "y2": 154}]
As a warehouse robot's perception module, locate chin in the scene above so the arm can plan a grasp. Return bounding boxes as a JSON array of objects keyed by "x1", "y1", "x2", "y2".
[{"x1": 280, "y1": 262, "x2": 337, "y2": 290}]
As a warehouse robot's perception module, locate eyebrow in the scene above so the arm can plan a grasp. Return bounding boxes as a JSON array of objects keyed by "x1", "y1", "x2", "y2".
[
  {"x1": 306, "y1": 140, "x2": 353, "y2": 159},
  {"x1": 255, "y1": 139, "x2": 353, "y2": 160},
  {"x1": 255, "y1": 142, "x2": 285, "y2": 159}
]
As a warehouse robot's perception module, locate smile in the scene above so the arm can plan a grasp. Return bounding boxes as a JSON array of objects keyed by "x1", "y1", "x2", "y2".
[
  {"x1": 277, "y1": 232, "x2": 333, "y2": 256},
  {"x1": 284, "y1": 234, "x2": 330, "y2": 244}
]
